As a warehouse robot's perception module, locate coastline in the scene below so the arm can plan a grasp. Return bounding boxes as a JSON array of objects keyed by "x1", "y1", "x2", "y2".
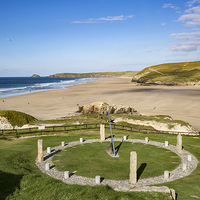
[{"x1": 0, "y1": 77, "x2": 200, "y2": 130}]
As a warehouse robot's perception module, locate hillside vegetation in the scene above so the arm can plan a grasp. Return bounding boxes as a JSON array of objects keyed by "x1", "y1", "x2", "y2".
[
  {"x1": 49, "y1": 71, "x2": 138, "y2": 78},
  {"x1": 132, "y1": 61, "x2": 200, "y2": 86}
]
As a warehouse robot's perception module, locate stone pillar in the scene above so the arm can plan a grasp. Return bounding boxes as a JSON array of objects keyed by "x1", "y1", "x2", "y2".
[
  {"x1": 165, "y1": 141, "x2": 168, "y2": 147},
  {"x1": 123, "y1": 136, "x2": 127, "y2": 141},
  {"x1": 38, "y1": 139, "x2": 43, "y2": 162},
  {"x1": 145, "y1": 137, "x2": 148, "y2": 143},
  {"x1": 45, "y1": 163, "x2": 50, "y2": 170},
  {"x1": 95, "y1": 175, "x2": 101, "y2": 184},
  {"x1": 164, "y1": 170, "x2": 170, "y2": 180},
  {"x1": 100, "y1": 124, "x2": 105, "y2": 141},
  {"x1": 188, "y1": 154, "x2": 192, "y2": 161},
  {"x1": 47, "y1": 147, "x2": 51, "y2": 154},
  {"x1": 80, "y1": 138, "x2": 83, "y2": 143},
  {"x1": 61, "y1": 141, "x2": 65, "y2": 147},
  {"x1": 176, "y1": 134, "x2": 182, "y2": 153},
  {"x1": 170, "y1": 189, "x2": 176, "y2": 200},
  {"x1": 130, "y1": 151, "x2": 137, "y2": 184},
  {"x1": 64, "y1": 171, "x2": 69, "y2": 179},
  {"x1": 182, "y1": 164, "x2": 187, "y2": 171}
]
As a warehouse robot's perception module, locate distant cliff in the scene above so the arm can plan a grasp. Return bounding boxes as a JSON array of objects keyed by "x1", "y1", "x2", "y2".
[
  {"x1": 132, "y1": 61, "x2": 200, "y2": 86},
  {"x1": 31, "y1": 74, "x2": 40, "y2": 78},
  {"x1": 48, "y1": 71, "x2": 138, "y2": 78}
]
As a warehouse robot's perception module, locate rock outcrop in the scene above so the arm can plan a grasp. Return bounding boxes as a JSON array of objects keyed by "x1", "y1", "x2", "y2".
[
  {"x1": 31, "y1": 74, "x2": 40, "y2": 78},
  {"x1": 77, "y1": 102, "x2": 139, "y2": 115},
  {"x1": 0, "y1": 116, "x2": 13, "y2": 129}
]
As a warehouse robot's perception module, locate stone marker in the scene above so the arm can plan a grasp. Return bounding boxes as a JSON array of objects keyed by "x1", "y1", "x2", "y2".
[
  {"x1": 64, "y1": 171, "x2": 69, "y2": 179},
  {"x1": 188, "y1": 154, "x2": 192, "y2": 161},
  {"x1": 145, "y1": 137, "x2": 148, "y2": 143},
  {"x1": 165, "y1": 141, "x2": 168, "y2": 147},
  {"x1": 80, "y1": 138, "x2": 83, "y2": 143},
  {"x1": 182, "y1": 164, "x2": 187, "y2": 171},
  {"x1": 61, "y1": 141, "x2": 65, "y2": 147},
  {"x1": 130, "y1": 151, "x2": 137, "y2": 184},
  {"x1": 38, "y1": 139, "x2": 43, "y2": 162},
  {"x1": 170, "y1": 188, "x2": 176, "y2": 200},
  {"x1": 123, "y1": 136, "x2": 127, "y2": 141},
  {"x1": 100, "y1": 124, "x2": 105, "y2": 141},
  {"x1": 45, "y1": 163, "x2": 50, "y2": 170},
  {"x1": 176, "y1": 134, "x2": 182, "y2": 153},
  {"x1": 38, "y1": 125, "x2": 45, "y2": 130},
  {"x1": 95, "y1": 175, "x2": 101, "y2": 184},
  {"x1": 47, "y1": 147, "x2": 51, "y2": 154},
  {"x1": 164, "y1": 170, "x2": 170, "y2": 180}
]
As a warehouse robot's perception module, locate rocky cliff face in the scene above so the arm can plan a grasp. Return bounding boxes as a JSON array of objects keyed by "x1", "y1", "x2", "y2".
[{"x1": 77, "y1": 102, "x2": 139, "y2": 115}]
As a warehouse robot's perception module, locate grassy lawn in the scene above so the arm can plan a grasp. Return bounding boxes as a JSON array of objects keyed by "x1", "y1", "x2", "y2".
[
  {"x1": 53, "y1": 141, "x2": 180, "y2": 180},
  {"x1": 0, "y1": 129, "x2": 199, "y2": 200}
]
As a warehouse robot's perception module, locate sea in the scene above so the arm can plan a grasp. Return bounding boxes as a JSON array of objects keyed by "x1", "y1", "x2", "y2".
[{"x1": 0, "y1": 77, "x2": 95, "y2": 98}]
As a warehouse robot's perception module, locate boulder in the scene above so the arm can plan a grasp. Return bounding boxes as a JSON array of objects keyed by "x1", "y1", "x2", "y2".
[
  {"x1": 0, "y1": 116, "x2": 13, "y2": 129},
  {"x1": 78, "y1": 102, "x2": 139, "y2": 115}
]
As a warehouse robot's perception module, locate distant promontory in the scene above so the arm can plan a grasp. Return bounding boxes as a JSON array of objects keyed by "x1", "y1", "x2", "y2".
[{"x1": 31, "y1": 74, "x2": 40, "y2": 78}]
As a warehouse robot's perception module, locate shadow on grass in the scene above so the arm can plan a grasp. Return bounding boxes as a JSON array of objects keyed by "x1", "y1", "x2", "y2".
[
  {"x1": 137, "y1": 163, "x2": 147, "y2": 181},
  {"x1": 0, "y1": 170, "x2": 23, "y2": 200},
  {"x1": 115, "y1": 140, "x2": 124, "y2": 154}
]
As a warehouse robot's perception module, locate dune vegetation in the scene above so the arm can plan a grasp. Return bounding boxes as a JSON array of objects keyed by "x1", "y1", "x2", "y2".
[{"x1": 132, "y1": 61, "x2": 200, "y2": 85}]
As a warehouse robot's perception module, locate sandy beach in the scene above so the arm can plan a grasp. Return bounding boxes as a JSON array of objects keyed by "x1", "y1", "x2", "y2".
[{"x1": 0, "y1": 77, "x2": 200, "y2": 130}]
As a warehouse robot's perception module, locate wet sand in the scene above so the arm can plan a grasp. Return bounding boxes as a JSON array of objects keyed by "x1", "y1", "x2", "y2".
[{"x1": 0, "y1": 77, "x2": 200, "y2": 130}]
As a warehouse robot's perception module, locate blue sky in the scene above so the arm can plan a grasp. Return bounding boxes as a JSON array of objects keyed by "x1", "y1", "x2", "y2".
[{"x1": 0, "y1": 0, "x2": 200, "y2": 77}]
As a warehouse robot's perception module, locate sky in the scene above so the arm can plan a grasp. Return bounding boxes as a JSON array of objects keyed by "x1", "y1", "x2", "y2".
[{"x1": 0, "y1": 0, "x2": 200, "y2": 77}]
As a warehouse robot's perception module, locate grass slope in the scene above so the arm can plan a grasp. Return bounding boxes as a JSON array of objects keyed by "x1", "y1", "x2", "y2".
[
  {"x1": 0, "y1": 110, "x2": 36, "y2": 127},
  {"x1": 132, "y1": 61, "x2": 200, "y2": 84}
]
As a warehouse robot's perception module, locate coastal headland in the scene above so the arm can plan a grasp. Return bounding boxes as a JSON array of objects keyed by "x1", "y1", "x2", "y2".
[{"x1": 0, "y1": 77, "x2": 200, "y2": 130}]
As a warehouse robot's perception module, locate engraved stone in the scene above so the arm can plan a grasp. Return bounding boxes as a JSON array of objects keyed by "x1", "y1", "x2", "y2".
[
  {"x1": 80, "y1": 138, "x2": 83, "y2": 143},
  {"x1": 61, "y1": 141, "x2": 65, "y2": 147},
  {"x1": 145, "y1": 137, "x2": 148, "y2": 143},
  {"x1": 188, "y1": 154, "x2": 192, "y2": 161},
  {"x1": 38, "y1": 139, "x2": 43, "y2": 162},
  {"x1": 164, "y1": 170, "x2": 170, "y2": 180},
  {"x1": 100, "y1": 124, "x2": 105, "y2": 141},
  {"x1": 64, "y1": 171, "x2": 69, "y2": 179},
  {"x1": 165, "y1": 141, "x2": 168, "y2": 147},
  {"x1": 176, "y1": 134, "x2": 182, "y2": 153},
  {"x1": 130, "y1": 151, "x2": 137, "y2": 184},
  {"x1": 123, "y1": 136, "x2": 127, "y2": 141},
  {"x1": 45, "y1": 163, "x2": 50, "y2": 170},
  {"x1": 47, "y1": 147, "x2": 51, "y2": 154},
  {"x1": 182, "y1": 164, "x2": 187, "y2": 171},
  {"x1": 95, "y1": 175, "x2": 101, "y2": 184}
]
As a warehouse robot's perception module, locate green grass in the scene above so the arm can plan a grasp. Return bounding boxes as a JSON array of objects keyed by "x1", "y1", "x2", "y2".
[
  {"x1": 132, "y1": 60, "x2": 200, "y2": 84},
  {"x1": 0, "y1": 110, "x2": 36, "y2": 127},
  {"x1": 54, "y1": 141, "x2": 180, "y2": 180},
  {"x1": 0, "y1": 129, "x2": 199, "y2": 199}
]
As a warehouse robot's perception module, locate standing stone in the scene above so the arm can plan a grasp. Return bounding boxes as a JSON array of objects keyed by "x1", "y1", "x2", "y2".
[
  {"x1": 100, "y1": 124, "x2": 105, "y2": 141},
  {"x1": 45, "y1": 163, "x2": 50, "y2": 170},
  {"x1": 64, "y1": 171, "x2": 69, "y2": 179},
  {"x1": 164, "y1": 170, "x2": 170, "y2": 180},
  {"x1": 145, "y1": 137, "x2": 148, "y2": 143},
  {"x1": 47, "y1": 147, "x2": 51, "y2": 154},
  {"x1": 123, "y1": 136, "x2": 127, "y2": 141},
  {"x1": 170, "y1": 189, "x2": 176, "y2": 200},
  {"x1": 61, "y1": 141, "x2": 65, "y2": 147},
  {"x1": 130, "y1": 151, "x2": 137, "y2": 184},
  {"x1": 182, "y1": 164, "x2": 187, "y2": 171},
  {"x1": 165, "y1": 141, "x2": 169, "y2": 147},
  {"x1": 188, "y1": 154, "x2": 192, "y2": 161},
  {"x1": 80, "y1": 138, "x2": 83, "y2": 143},
  {"x1": 38, "y1": 139, "x2": 43, "y2": 162},
  {"x1": 176, "y1": 134, "x2": 182, "y2": 153},
  {"x1": 95, "y1": 175, "x2": 101, "y2": 184}
]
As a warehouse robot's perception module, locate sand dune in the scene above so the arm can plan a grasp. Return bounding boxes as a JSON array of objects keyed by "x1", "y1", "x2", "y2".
[{"x1": 0, "y1": 77, "x2": 200, "y2": 130}]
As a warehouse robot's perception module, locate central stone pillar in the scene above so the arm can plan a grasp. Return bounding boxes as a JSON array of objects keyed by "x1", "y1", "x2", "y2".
[
  {"x1": 130, "y1": 151, "x2": 137, "y2": 184},
  {"x1": 38, "y1": 139, "x2": 43, "y2": 162},
  {"x1": 100, "y1": 124, "x2": 105, "y2": 141},
  {"x1": 176, "y1": 134, "x2": 182, "y2": 153}
]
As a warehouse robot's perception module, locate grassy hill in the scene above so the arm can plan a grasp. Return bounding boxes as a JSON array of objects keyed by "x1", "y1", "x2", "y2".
[
  {"x1": 132, "y1": 61, "x2": 200, "y2": 85},
  {"x1": 49, "y1": 71, "x2": 138, "y2": 78}
]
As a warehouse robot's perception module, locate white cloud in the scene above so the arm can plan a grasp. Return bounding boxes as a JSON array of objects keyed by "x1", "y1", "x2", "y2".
[
  {"x1": 146, "y1": 50, "x2": 152, "y2": 53},
  {"x1": 170, "y1": 42, "x2": 200, "y2": 51},
  {"x1": 162, "y1": 3, "x2": 180, "y2": 10},
  {"x1": 178, "y1": 6, "x2": 200, "y2": 26},
  {"x1": 161, "y1": 22, "x2": 166, "y2": 26},
  {"x1": 170, "y1": 32, "x2": 200, "y2": 40},
  {"x1": 187, "y1": 0, "x2": 200, "y2": 7},
  {"x1": 72, "y1": 15, "x2": 134, "y2": 23}
]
